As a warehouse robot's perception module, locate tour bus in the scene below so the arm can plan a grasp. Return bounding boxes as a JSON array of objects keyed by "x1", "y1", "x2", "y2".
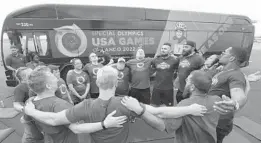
[{"x1": 1, "y1": 4, "x2": 255, "y2": 88}]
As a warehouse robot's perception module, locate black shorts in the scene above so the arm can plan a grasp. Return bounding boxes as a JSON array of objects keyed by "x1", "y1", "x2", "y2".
[
  {"x1": 128, "y1": 87, "x2": 151, "y2": 104},
  {"x1": 151, "y1": 88, "x2": 174, "y2": 106}
]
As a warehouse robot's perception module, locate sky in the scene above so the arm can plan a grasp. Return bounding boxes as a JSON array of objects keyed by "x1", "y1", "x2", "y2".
[{"x1": 0, "y1": 0, "x2": 260, "y2": 36}]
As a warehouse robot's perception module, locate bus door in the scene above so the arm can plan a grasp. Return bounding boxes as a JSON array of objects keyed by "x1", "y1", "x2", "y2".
[
  {"x1": 2, "y1": 30, "x2": 51, "y2": 87},
  {"x1": 242, "y1": 32, "x2": 254, "y2": 66},
  {"x1": 23, "y1": 32, "x2": 51, "y2": 63}
]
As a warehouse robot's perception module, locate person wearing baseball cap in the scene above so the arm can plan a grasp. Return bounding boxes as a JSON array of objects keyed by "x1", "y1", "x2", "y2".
[
  {"x1": 176, "y1": 40, "x2": 205, "y2": 103},
  {"x1": 111, "y1": 57, "x2": 130, "y2": 96}
]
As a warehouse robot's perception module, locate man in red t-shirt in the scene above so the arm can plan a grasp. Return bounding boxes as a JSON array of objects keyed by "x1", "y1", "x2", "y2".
[
  {"x1": 111, "y1": 58, "x2": 130, "y2": 96},
  {"x1": 13, "y1": 67, "x2": 44, "y2": 143},
  {"x1": 126, "y1": 48, "x2": 154, "y2": 104},
  {"x1": 209, "y1": 47, "x2": 249, "y2": 143},
  {"x1": 83, "y1": 53, "x2": 103, "y2": 98},
  {"x1": 5, "y1": 45, "x2": 27, "y2": 71}
]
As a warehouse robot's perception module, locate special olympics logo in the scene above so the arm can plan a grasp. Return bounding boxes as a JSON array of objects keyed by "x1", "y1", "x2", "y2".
[
  {"x1": 179, "y1": 60, "x2": 190, "y2": 68},
  {"x1": 136, "y1": 63, "x2": 144, "y2": 68},
  {"x1": 157, "y1": 62, "x2": 170, "y2": 70},
  {"x1": 59, "y1": 84, "x2": 67, "y2": 94},
  {"x1": 76, "y1": 76, "x2": 85, "y2": 84},
  {"x1": 118, "y1": 71, "x2": 124, "y2": 80},
  {"x1": 54, "y1": 24, "x2": 87, "y2": 57},
  {"x1": 93, "y1": 68, "x2": 100, "y2": 76}
]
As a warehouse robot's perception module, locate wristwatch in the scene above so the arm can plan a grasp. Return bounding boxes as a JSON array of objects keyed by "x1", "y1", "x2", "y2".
[
  {"x1": 101, "y1": 121, "x2": 107, "y2": 130},
  {"x1": 137, "y1": 104, "x2": 146, "y2": 117}
]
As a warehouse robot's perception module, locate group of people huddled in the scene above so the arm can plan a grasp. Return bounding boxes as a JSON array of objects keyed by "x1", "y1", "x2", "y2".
[{"x1": 6, "y1": 40, "x2": 261, "y2": 143}]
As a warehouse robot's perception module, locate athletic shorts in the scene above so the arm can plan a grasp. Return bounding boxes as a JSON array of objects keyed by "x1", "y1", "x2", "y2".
[
  {"x1": 151, "y1": 88, "x2": 174, "y2": 106},
  {"x1": 128, "y1": 88, "x2": 151, "y2": 104}
]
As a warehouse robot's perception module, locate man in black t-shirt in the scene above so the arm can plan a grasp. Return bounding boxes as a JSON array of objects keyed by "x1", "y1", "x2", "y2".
[
  {"x1": 176, "y1": 41, "x2": 205, "y2": 103},
  {"x1": 151, "y1": 43, "x2": 179, "y2": 106},
  {"x1": 209, "y1": 47, "x2": 248, "y2": 143}
]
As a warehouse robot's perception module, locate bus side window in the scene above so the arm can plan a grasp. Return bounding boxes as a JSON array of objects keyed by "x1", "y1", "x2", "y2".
[{"x1": 26, "y1": 32, "x2": 50, "y2": 57}]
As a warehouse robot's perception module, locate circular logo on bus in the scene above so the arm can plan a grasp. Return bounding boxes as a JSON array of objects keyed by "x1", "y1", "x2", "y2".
[
  {"x1": 54, "y1": 24, "x2": 87, "y2": 57},
  {"x1": 62, "y1": 33, "x2": 81, "y2": 51}
]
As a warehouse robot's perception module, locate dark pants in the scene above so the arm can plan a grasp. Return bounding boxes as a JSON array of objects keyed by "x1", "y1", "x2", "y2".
[
  {"x1": 176, "y1": 89, "x2": 190, "y2": 103},
  {"x1": 90, "y1": 93, "x2": 99, "y2": 99},
  {"x1": 216, "y1": 120, "x2": 233, "y2": 143},
  {"x1": 151, "y1": 88, "x2": 174, "y2": 106},
  {"x1": 128, "y1": 87, "x2": 151, "y2": 104}
]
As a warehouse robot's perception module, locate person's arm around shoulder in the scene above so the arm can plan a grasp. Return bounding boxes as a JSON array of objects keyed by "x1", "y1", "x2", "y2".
[
  {"x1": 68, "y1": 110, "x2": 127, "y2": 134},
  {"x1": 121, "y1": 97, "x2": 166, "y2": 131},
  {"x1": 149, "y1": 102, "x2": 207, "y2": 119},
  {"x1": 24, "y1": 97, "x2": 91, "y2": 126}
]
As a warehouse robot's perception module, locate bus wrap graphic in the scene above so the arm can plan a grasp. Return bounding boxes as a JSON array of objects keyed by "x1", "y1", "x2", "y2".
[{"x1": 54, "y1": 24, "x2": 88, "y2": 57}]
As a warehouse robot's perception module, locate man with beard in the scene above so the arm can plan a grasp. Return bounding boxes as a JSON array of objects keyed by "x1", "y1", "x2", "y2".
[
  {"x1": 83, "y1": 53, "x2": 103, "y2": 98},
  {"x1": 5, "y1": 45, "x2": 27, "y2": 71},
  {"x1": 151, "y1": 43, "x2": 179, "y2": 106},
  {"x1": 126, "y1": 48, "x2": 153, "y2": 104},
  {"x1": 209, "y1": 47, "x2": 248, "y2": 143},
  {"x1": 176, "y1": 40, "x2": 205, "y2": 103},
  {"x1": 122, "y1": 70, "x2": 221, "y2": 143}
]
